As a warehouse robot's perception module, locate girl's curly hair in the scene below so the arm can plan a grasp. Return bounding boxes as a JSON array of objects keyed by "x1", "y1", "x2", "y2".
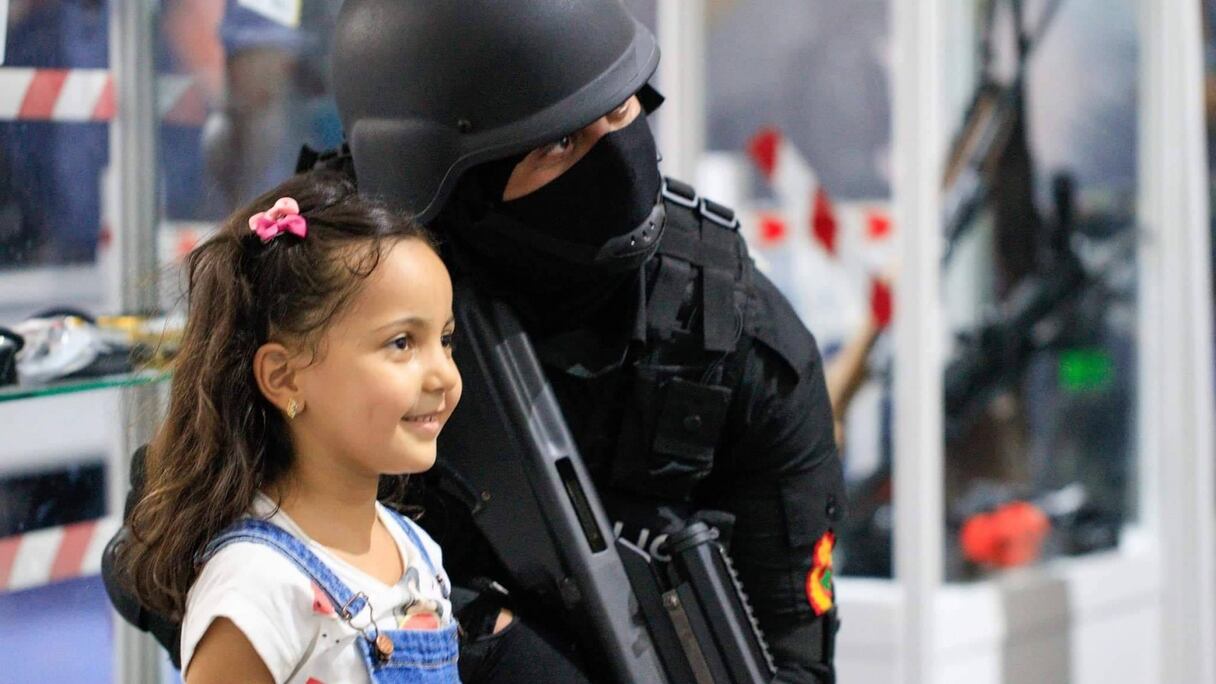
[{"x1": 117, "y1": 171, "x2": 434, "y2": 618}]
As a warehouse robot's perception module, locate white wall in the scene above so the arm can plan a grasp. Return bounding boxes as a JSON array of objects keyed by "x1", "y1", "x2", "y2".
[{"x1": 837, "y1": 549, "x2": 1160, "y2": 683}]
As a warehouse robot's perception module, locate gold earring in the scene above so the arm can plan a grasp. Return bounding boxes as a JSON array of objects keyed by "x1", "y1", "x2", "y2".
[{"x1": 286, "y1": 398, "x2": 302, "y2": 420}]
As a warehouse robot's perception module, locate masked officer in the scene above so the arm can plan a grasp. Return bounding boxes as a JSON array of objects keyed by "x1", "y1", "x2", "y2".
[
  {"x1": 103, "y1": 1, "x2": 847, "y2": 682},
  {"x1": 331, "y1": 1, "x2": 847, "y2": 681}
]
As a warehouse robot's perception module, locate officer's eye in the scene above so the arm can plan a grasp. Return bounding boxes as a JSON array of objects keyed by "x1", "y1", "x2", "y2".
[{"x1": 540, "y1": 136, "x2": 574, "y2": 158}]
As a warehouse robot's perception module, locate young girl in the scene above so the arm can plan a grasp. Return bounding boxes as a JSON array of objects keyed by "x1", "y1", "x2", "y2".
[{"x1": 117, "y1": 171, "x2": 463, "y2": 683}]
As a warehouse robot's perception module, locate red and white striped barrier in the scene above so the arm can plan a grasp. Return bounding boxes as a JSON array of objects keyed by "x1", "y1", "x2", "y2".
[
  {"x1": 0, "y1": 68, "x2": 207, "y2": 125},
  {"x1": 744, "y1": 126, "x2": 895, "y2": 342},
  {"x1": 0, "y1": 516, "x2": 120, "y2": 593},
  {"x1": 748, "y1": 126, "x2": 840, "y2": 255}
]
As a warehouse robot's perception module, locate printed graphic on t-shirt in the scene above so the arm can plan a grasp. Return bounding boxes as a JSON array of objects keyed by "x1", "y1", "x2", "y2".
[
  {"x1": 394, "y1": 565, "x2": 446, "y2": 630},
  {"x1": 308, "y1": 565, "x2": 446, "y2": 632},
  {"x1": 312, "y1": 582, "x2": 336, "y2": 616}
]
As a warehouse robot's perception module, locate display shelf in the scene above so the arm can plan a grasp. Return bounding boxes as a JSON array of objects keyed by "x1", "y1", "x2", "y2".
[{"x1": 0, "y1": 369, "x2": 169, "y2": 403}]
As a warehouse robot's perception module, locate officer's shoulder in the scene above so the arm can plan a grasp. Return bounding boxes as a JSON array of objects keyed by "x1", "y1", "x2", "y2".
[
  {"x1": 658, "y1": 178, "x2": 822, "y2": 378},
  {"x1": 744, "y1": 266, "x2": 823, "y2": 380}
]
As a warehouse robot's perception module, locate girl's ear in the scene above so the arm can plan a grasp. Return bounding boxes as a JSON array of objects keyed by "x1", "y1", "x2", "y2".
[{"x1": 253, "y1": 342, "x2": 302, "y2": 413}]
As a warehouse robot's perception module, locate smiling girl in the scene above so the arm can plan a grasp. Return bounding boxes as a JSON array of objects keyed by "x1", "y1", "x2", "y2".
[{"x1": 117, "y1": 171, "x2": 462, "y2": 683}]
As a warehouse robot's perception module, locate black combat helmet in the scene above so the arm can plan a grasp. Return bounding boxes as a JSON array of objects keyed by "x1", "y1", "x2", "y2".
[{"x1": 332, "y1": 0, "x2": 661, "y2": 224}]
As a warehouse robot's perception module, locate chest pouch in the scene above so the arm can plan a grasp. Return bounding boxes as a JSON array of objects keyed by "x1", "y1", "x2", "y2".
[
  {"x1": 605, "y1": 180, "x2": 746, "y2": 501},
  {"x1": 611, "y1": 368, "x2": 732, "y2": 501}
]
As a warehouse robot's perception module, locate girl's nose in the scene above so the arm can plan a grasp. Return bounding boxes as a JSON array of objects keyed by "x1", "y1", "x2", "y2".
[{"x1": 422, "y1": 350, "x2": 459, "y2": 393}]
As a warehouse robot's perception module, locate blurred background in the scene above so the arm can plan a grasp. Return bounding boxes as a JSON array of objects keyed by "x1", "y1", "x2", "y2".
[{"x1": 0, "y1": 1, "x2": 1210, "y2": 682}]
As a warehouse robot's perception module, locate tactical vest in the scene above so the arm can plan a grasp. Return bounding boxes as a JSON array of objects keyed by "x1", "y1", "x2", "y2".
[{"x1": 600, "y1": 178, "x2": 758, "y2": 502}]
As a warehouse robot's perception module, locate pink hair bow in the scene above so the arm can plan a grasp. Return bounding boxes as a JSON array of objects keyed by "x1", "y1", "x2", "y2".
[{"x1": 249, "y1": 197, "x2": 307, "y2": 243}]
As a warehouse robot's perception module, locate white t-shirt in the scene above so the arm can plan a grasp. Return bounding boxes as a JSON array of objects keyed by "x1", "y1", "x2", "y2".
[{"x1": 181, "y1": 493, "x2": 453, "y2": 684}]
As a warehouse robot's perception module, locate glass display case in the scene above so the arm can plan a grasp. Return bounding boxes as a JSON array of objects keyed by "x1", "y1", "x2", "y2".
[
  {"x1": 0, "y1": 2, "x2": 346, "y2": 682},
  {"x1": 684, "y1": 0, "x2": 1213, "y2": 682}
]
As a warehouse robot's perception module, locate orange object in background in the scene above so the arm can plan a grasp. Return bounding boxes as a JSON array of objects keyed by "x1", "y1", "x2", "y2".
[{"x1": 960, "y1": 501, "x2": 1051, "y2": 568}]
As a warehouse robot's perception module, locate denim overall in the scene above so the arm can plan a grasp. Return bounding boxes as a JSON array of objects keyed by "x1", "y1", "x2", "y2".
[{"x1": 202, "y1": 508, "x2": 460, "y2": 683}]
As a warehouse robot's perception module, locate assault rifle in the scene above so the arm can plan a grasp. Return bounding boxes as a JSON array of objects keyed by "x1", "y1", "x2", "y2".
[{"x1": 439, "y1": 280, "x2": 775, "y2": 684}]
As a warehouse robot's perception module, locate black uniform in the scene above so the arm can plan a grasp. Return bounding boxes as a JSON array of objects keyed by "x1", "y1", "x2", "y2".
[{"x1": 428, "y1": 179, "x2": 846, "y2": 684}]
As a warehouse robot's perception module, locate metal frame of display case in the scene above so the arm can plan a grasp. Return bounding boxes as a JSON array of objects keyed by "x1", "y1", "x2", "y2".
[
  {"x1": 1137, "y1": 1, "x2": 1216, "y2": 681},
  {"x1": 889, "y1": 0, "x2": 945, "y2": 681},
  {"x1": 109, "y1": 0, "x2": 164, "y2": 682},
  {"x1": 656, "y1": 0, "x2": 706, "y2": 185}
]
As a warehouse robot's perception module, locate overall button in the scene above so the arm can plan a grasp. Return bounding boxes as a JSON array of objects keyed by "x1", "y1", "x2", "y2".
[{"x1": 375, "y1": 633, "x2": 394, "y2": 662}]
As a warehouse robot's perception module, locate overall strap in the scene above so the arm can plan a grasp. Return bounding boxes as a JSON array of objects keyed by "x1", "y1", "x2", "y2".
[
  {"x1": 202, "y1": 519, "x2": 369, "y2": 621},
  {"x1": 381, "y1": 507, "x2": 450, "y2": 599}
]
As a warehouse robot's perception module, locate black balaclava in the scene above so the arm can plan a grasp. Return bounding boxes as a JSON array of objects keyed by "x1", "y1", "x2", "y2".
[{"x1": 441, "y1": 113, "x2": 664, "y2": 335}]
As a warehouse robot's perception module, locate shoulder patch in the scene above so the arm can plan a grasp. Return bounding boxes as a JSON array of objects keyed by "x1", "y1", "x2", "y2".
[{"x1": 806, "y1": 531, "x2": 836, "y2": 615}]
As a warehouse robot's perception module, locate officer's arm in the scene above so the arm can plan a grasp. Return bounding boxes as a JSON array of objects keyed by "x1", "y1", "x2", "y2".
[
  {"x1": 703, "y1": 291, "x2": 846, "y2": 684},
  {"x1": 100, "y1": 446, "x2": 185, "y2": 667}
]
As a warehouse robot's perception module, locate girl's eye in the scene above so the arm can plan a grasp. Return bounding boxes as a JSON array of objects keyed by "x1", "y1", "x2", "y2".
[
  {"x1": 391, "y1": 335, "x2": 412, "y2": 351},
  {"x1": 539, "y1": 135, "x2": 574, "y2": 158},
  {"x1": 441, "y1": 332, "x2": 456, "y2": 349}
]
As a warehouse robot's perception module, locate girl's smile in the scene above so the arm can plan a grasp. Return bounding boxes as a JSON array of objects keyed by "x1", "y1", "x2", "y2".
[{"x1": 401, "y1": 407, "x2": 445, "y2": 436}]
